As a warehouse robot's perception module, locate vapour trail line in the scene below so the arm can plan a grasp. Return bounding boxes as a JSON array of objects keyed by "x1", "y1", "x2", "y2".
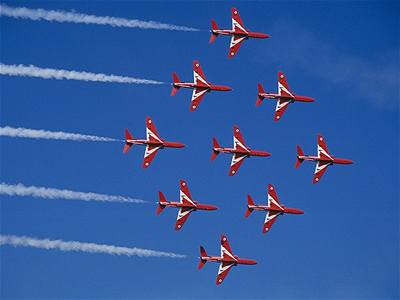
[
  {"x1": 0, "y1": 4, "x2": 199, "y2": 32},
  {"x1": 0, "y1": 183, "x2": 147, "y2": 204},
  {"x1": 0, "y1": 63, "x2": 164, "y2": 85},
  {"x1": 0, "y1": 126, "x2": 120, "y2": 142},
  {"x1": 0, "y1": 235, "x2": 186, "y2": 258}
]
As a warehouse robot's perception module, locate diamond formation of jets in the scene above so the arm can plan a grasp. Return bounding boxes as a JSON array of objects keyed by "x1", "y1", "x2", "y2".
[
  {"x1": 245, "y1": 184, "x2": 304, "y2": 233},
  {"x1": 123, "y1": 117, "x2": 185, "y2": 168},
  {"x1": 296, "y1": 134, "x2": 353, "y2": 183},
  {"x1": 171, "y1": 60, "x2": 232, "y2": 112},
  {"x1": 211, "y1": 126, "x2": 271, "y2": 176},
  {"x1": 257, "y1": 71, "x2": 315, "y2": 121},
  {"x1": 198, "y1": 234, "x2": 257, "y2": 285},
  {"x1": 156, "y1": 179, "x2": 218, "y2": 230},
  {"x1": 210, "y1": 7, "x2": 271, "y2": 58}
]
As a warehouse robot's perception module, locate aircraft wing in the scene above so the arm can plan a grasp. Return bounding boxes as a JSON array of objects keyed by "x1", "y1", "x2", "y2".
[
  {"x1": 190, "y1": 87, "x2": 208, "y2": 112},
  {"x1": 228, "y1": 35, "x2": 246, "y2": 58},
  {"x1": 220, "y1": 234, "x2": 236, "y2": 260},
  {"x1": 175, "y1": 207, "x2": 194, "y2": 230},
  {"x1": 231, "y1": 8, "x2": 247, "y2": 33},
  {"x1": 229, "y1": 153, "x2": 247, "y2": 176},
  {"x1": 146, "y1": 117, "x2": 162, "y2": 143},
  {"x1": 179, "y1": 179, "x2": 196, "y2": 206},
  {"x1": 263, "y1": 210, "x2": 281, "y2": 233},
  {"x1": 278, "y1": 71, "x2": 294, "y2": 98},
  {"x1": 142, "y1": 145, "x2": 162, "y2": 168},
  {"x1": 193, "y1": 60, "x2": 209, "y2": 87},
  {"x1": 274, "y1": 99, "x2": 291, "y2": 121},
  {"x1": 317, "y1": 135, "x2": 333, "y2": 160},
  {"x1": 216, "y1": 261, "x2": 235, "y2": 285},
  {"x1": 267, "y1": 184, "x2": 284, "y2": 211},
  {"x1": 313, "y1": 160, "x2": 331, "y2": 183},
  {"x1": 233, "y1": 126, "x2": 249, "y2": 151}
]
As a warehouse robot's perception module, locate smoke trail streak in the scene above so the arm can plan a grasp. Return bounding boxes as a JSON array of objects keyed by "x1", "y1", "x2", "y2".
[
  {"x1": 0, "y1": 63, "x2": 164, "y2": 85},
  {"x1": 0, "y1": 235, "x2": 186, "y2": 258},
  {"x1": 0, "y1": 4, "x2": 199, "y2": 32},
  {"x1": 0, "y1": 126, "x2": 119, "y2": 142},
  {"x1": 0, "y1": 183, "x2": 146, "y2": 204}
]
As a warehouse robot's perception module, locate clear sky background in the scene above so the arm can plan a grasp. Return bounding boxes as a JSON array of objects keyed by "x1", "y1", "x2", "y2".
[{"x1": 1, "y1": 1, "x2": 399, "y2": 299}]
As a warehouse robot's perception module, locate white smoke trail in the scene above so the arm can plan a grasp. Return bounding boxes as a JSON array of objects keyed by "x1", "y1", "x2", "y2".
[
  {"x1": 0, "y1": 235, "x2": 186, "y2": 258},
  {"x1": 0, "y1": 126, "x2": 118, "y2": 142},
  {"x1": 0, "y1": 63, "x2": 164, "y2": 85},
  {"x1": 0, "y1": 4, "x2": 199, "y2": 32},
  {"x1": 0, "y1": 183, "x2": 146, "y2": 204}
]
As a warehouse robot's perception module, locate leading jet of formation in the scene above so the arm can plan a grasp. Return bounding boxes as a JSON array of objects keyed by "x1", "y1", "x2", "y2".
[
  {"x1": 245, "y1": 184, "x2": 304, "y2": 233},
  {"x1": 257, "y1": 71, "x2": 315, "y2": 121},
  {"x1": 157, "y1": 179, "x2": 218, "y2": 230},
  {"x1": 198, "y1": 234, "x2": 257, "y2": 285},
  {"x1": 211, "y1": 126, "x2": 271, "y2": 176},
  {"x1": 210, "y1": 7, "x2": 271, "y2": 58},
  {"x1": 296, "y1": 134, "x2": 353, "y2": 183},
  {"x1": 171, "y1": 60, "x2": 232, "y2": 112},
  {"x1": 123, "y1": 117, "x2": 185, "y2": 168}
]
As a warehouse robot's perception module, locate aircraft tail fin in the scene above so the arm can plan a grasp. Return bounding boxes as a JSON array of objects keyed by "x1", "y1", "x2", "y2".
[
  {"x1": 171, "y1": 72, "x2": 181, "y2": 96},
  {"x1": 156, "y1": 192, "x2": 168, "y2": 215},
  {"x1": 123, "y1": 128, "x2": 133, "y2": 153},
  {"x1": 210, "y1": 137, "x2": 220, "y2": 161},
  {"x1": 295, "y1": 145, "x2": 304, "y2": 168},
  {"x1": 245, "y1": 195, "x2": 255, "y2": 218},
  {"x1": 209, "y1": 20, "x2": 219, "y2": 43},
  {"x1": 256, "y1": 83, "x2": 266, "y2": 106},
  {"x1": 198, "y1": 246, "x2": 208, "y2": 269}
]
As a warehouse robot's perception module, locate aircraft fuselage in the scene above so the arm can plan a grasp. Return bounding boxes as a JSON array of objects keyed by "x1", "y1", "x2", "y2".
[
  {"x1": 125, "y1": 139, "x2": 185, "y2": 149},
  {"x1": 248, "y1": 204, "x2": 304, "y2": 215},
  {"x1": 201, "y1": 255, "x2": 257, "y2": 265},
  {"x1": 213, "y1": 147, "x2": 271, "y2": 157},
  {"x1": 173, "y1": 82, "x2": 232, "y2": 92},
  {"x1": 212, "y1": 29, "x2": 270, "y2": 39},
  {"x1": 260, "y1": 93, "x2": 315, "y2": 103},
  {"x1": 298, "y1": 155, "x2": 353, "y2": 165},
  {"x1": 158, "y1": 201, "x2": 218, "y2": 211}
]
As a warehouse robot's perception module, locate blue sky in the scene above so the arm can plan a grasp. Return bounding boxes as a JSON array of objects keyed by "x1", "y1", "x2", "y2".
[{"x1": 1, "y1": 1, "x2": 399, "y2": 299}]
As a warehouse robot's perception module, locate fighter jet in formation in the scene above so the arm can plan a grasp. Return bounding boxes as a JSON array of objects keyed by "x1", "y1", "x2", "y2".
[
  {"x1": 171, "y1": 60, "x2": 232, "y2": 112},
  {"x1": 257, "y1": 71, "x2": 315, "y2": 121},
  {"x1": 210, "y1": 7, "x2": 271, "y2": 58},
  {"x1": 123, "y1": 117, "x2": 185, "y2": 168},
  {"x1": 245, "y1": 184, "x2": 304, "y2": 233},
  {"x1": 296, "y1": 134, "x2": 353, "y2": 183},
  {"x1": 211, "y1": 126, "x2": 271, "y2": 176},
  {"x1": 156, "y1": 179, "x2": 218, "y2": 230},
  {"x1": 198, "y1": 234, "x2": 257, "y2": 285}
]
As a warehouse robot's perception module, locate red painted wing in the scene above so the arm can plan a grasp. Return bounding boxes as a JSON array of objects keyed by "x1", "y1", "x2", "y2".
[
  {"x1": 193, "y1": 60, "x2": 209, "y2": 86},
  {"x1": 233, "y1": 126, "x2": 249, "y2": 151},
  {"x1": 317, "y1": 135, "x2": 333, "y2": 160},
  {"x1": 313, "y1": 160, "x2": 331, "y2": 184},
  {"x1": 142, "y1": 145, "x2": 161, "y2": 168},
  {"x1": 229, "y1": 153, "x2": 247, "y2": 176},
  {"x1": 278, "y1": 71, "x2": 294, "y2": 98},
  {"x1": 263, "y1": 210, "x2": 281, "y2": 233},
  {"x1": 179, "y1": 179, "x2": 196, "y2": 206},
  {"x1": 267, "y1": 184, "x2": 284, "y2": 211},
  {"x1": 220, "y1": 234, "x2": 235, "y2": 259},
  {"x1": 175, "y1": 207, "x2": 194, "y2": 230},
  {"x1": 190, "y1": 87, "x2": 208, "y2": 112},
  {"x1": 146, "y1": 117, "x2": 162, "y2": 142},
  {"x1": 228, "y1": 36, "x2": 246, "y2": 58},
  {"x1": 273, "y1": 99, "x2": 291, "y2": 121},
  {"x1": 216, "y1": 261, "x2": 235, "y2": 285},
  {"x1": 231, "y1": 8, "x2": 247, "y2": 33}
]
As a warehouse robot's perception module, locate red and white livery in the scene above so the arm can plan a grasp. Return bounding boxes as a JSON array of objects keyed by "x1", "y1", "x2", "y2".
[
  {"x1": 171, "y1": 60, "x2": 232, "y2": 112},
  {"x1": 211, "y1": 126, "x2": 271, "y2": 176},
  {"x1": 123, "y1": 116, "x2": 185, "y2": 168},
  {"x1": 198, "y1": 234, "x2": 257, "y2": 285},
  {"x1": 156, "y1": 179, "x2": 218, "y2": 231},
  {"x1": 257, "y1": 71, "x2": 315, "y2": 121},
  {"x1": 210, "y1": 7, "x2": 271, "y2": 58},
  {"x1": 245, "y1": 184, "x2": 304, "y2": 233},
  {"x1": 296, "y1": 134, "x2": 353, "y2": 183}
]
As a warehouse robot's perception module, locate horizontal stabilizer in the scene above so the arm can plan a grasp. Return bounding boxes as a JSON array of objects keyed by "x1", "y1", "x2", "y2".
[
  {"x1": 245, "y1": 195, "x2": 254, "y2": 218},
  {"x1": 171, "y1": 72, "x2": 180, "y2": 96},
  {"x1": 123, "y1": 128, "x2": 133, "y2": 153},
  {"x1": 256, "y1": 83, "x2": 265, "y2": 106},
  {"x1": 210, "y1": 138, "x2": 220, "y2": 160},
  {"x1": 209, "y1": 20, "x2": 219, "y2": 43},
  {"x1": 198, "y1": 246, "x2": 208, "y2": 269},
  {"x1": 156, "y1": 192, "x2": 167, "y2": 215},
  {"x1": 295, "y1": 145, "x2": 304, "y2": 168}
]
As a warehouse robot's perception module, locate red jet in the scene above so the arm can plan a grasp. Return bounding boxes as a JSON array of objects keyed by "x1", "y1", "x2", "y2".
[
  {"x1": 123, "y1": 117, "x2": 185, "y2": 168},
  {"x1": 157, "y1": 179, "x2": 218, "y2": 231},
  {"x1": 198, "y1": 234, "x2": 257, "y2": 285},
  {"x1": 257, "y1": 71, "x2": 315, "y2": 121},
  {"x1": 211, "y1": 126, "x2": 271, "y2": 176},
  {"x1": 296, "y1": 134, "x2": 353, "y2": 183},
  {"x1": 210, "y1": 7, "x2": 271, "y2": 58},
  {"x1": 171, "y1": 60, "x2": 232, "y2": 112},
  {"x1": 245, "y1": 184, "x2": 304, "y2": 233}
]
